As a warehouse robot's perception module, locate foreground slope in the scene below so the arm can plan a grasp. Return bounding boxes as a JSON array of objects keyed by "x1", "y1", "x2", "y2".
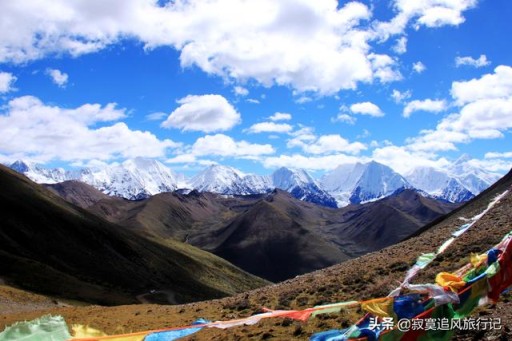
[
  {"x1": 2, "y1": 168, "x2": 510, "y2": 340},
  {"x1": 0, "y1": 165, "x2": 267, "y2": 306}
]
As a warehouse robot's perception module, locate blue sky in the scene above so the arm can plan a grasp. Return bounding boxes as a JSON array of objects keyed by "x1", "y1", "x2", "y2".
[{"x1": 0, "y1": 0, "x2": 511, "y2": 176}]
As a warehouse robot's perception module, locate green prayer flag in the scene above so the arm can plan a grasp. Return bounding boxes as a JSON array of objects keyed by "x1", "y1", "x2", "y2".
[{"x1": 0, "y1": 315, "x2": 71, "y2": 341}]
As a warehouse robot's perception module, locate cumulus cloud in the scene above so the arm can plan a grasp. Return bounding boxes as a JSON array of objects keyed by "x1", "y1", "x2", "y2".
[
  {"x1": 455, "y1": 54, "x2": 490, "y2": 68},
  {"x1": 286, "y1": 128, "x2": 366, "y2": 156},
  {"x1": 263, "y1": 153, "x2": 364, "y2": 171},
  {"x1": 302, "y1": 134, "x2": 367, "y2": 155},
  {"x1": 406, "y1": 66, "x2": 512, "y2": 152},
  {"x1": 391, "y1": 89, "x2": 412, "y2": 103},
  {"x1": 191, "y1": 134, "x2": 274, "y2": 158},
  {"x1": 234, "y1": 86, "x2": 249, "y2": 96},
  {"x1": 246, "y1": 122, "x2": 293, "y2": 134},
  {"x1": 0, "y1": 0, "x2": 480, "y2": 94},
  {"x1": 162, "y1": 94, "x2": 240, "y2": 132},
  {"x1": 374, "y1": 0, "x2": 478, "y2": 39},
  {"x1": 269, "y1": 112, "x2": 292, "y2": 121},
  {"x1": 350, "y1": 101, "x2": 384, "y2": 117},
  {"x1": 332, "y1": 113, "x2": 356, "y2": 125},
  {"x1": 393, "y1": 36, "x2": 407, "y2": 54},
  {"x1": 403, "y1": 99, "x2": 447, "y2": 118},
  {"x1": 0, "y1": 96, "x2": 178, "y2": 163},
  {"x1": 0, "y1": 72, "x2": 16, "y2": 93},
  {"x1": 369, "y1": 53, "x2": 402, "y2": 82},
  {"x1": 46, "y1": 68, "x2": 68, "y2": 87},
  {"x1": 372, "y1": 144, "x2": 450, "y2": 174},
  {"x1": 413, "y1": 61, "x2": 426, "y2": 73}
]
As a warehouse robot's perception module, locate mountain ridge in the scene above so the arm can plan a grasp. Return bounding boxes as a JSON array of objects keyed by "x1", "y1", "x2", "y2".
[{"x1": 8, "y1": 156, "x2": 502, "y2": 207}]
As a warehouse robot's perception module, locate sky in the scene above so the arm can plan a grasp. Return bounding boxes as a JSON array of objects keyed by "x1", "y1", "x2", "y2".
[{"x1": 0, "y1": 0, "x2": 511, "y2": 177}]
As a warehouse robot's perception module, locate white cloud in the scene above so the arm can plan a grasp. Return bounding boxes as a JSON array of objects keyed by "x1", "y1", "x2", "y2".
[
  {"x1": 0, "y1": 96, "x2": 178, "y2": 163},
  {"x1": 374, "y1": 0, "x2": 478, "y2": 39},
  {"x1": 412, "y1": 61, "x2": 426, "y2": 73},
  {"x1": 46, "y1": 68, "x2": 68, "y2": 87},
  {"x1": 391, "y1": 89, "x2": 412, "y2": 103},
  {"x1": 162, "y1": 94, "x2": 240, "y2": 133},
  {"x1": 485, "y1": 151, "x2": 512, "y2": 159},
  {"x1": 403, "y1": 99, "x2": 447, "y2": 118},
  {"x1": 0, "y1": 72, "x2": 16, "y2": 93},
  {"x1": 191, "y1": 134, "x2": 274, "y2": 158},
  {"x1": 263, "y1": 153, "x2": 364, "y2": 171},
  {"x1": 372, "y1": 144, "x2": 450, "y2": 174},
  {"x1": 0, "y1": 1, "x2": 385, "y2": 94},
  {"x1": 269, "y1": 112, "x2": 292, "y2": 121},
  {"x1": 145, "y1": 112, "x2": 167, "y2": 121},
  {"x1": 455, "y1": 54, "x2": 490, "y2": 68},
  {"x1": 166, "y1": 154, "x2": 197, "y2": 164},
  {"x1": 234, "y1": 86, "x2": 249, "y2": 96},
  {"x1": 0, "y1": 0, "x2": 479, "y2": 94},
  {"x1": 350, "y1": 101, "x2": 384, "y2": 117},
  {"x1": 332, "y1": 113, "x2": 356, "y2": 125},
  {"x1": 302, "y1": 134, "x2": 366, "y2": 155},
  {"x1": 405, "y1": 66, "x2": 512, "y2": 152},
  {"x1": 246, "y1": 122, "x2": 293, "y2": 134},
  {"x1": 451, "y1": 65, "x2": 512, "y2": 105},
  {"x1": 393, "y1": 36, "x2": 407, "y2": 54},
  {"x1": 246, "y1": 98, "x2": 260, "y2": 104},
  {"x1": 369, "y1": 53, "x2": 402, "y2": 83}
]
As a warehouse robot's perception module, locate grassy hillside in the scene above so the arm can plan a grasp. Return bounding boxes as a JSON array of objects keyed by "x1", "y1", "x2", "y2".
[{"x1": 0, "y1": 165, "x2": 268, "y2": 306}]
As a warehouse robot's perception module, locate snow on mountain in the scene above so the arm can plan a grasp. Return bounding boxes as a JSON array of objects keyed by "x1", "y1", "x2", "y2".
[
  {"x1": 9, "y1": 154, "x2": 501, "y2": 206},
  {"x1": 190, "y1": 165, "x2": 336, "y2": 207},
  {"x1": 405, "y1": 155, "x2": 501, "y2": 203},
  {"x1": 190, "y1": 164, "x2": 253, "y2": 195},
  {"x1": 272, "y1": 167, "x2": 338, "y2": 208},
  {"x1": 10, "y1": 160, "x2": 67, "y2": 184},
  {"x1": 10, "y1": 158, "x2": 180, "y2": 200},
  {"x1": 241, "y1": 174, "x2": 273, "y2": 193},
  {"x1": 321, "y1": 161, "x2": 410, "y2": 206}
]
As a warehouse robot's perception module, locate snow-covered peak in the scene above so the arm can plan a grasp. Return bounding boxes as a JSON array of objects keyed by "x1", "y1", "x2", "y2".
[
  {"x1": 404, "y1": 166, "x2": 450, "y2": 194},
  {"x1": 271, "y1": 167, "x2": 317, "y2": 190},
  {"x1": 320, "y1": 161, "x2": 409, "y2": 206},
  {"x1": 320, "y1": 163, "x2": 366, "y2": 193},
  {"x1": 10, "y1": 160, "x2": 66, "y2": 184},
  {"x1": 404, "y1": 157, "x2": 501, "y2": 203},
  {"x1": 191, "y1": 164, "x2": 247, "y2": 194}
]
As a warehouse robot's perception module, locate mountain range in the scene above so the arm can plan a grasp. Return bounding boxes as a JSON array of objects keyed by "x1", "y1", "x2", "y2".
[
  {"x1": 46, "y1": 180, "x2": 458, "y2": 282},
  {"x1": 8, "y1": 154, "x2": 502, "y2": 207}
]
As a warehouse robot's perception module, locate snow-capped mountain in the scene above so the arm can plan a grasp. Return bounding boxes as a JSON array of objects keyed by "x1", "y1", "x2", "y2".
[
  {"x1": 405, "y1": 155, "x2": 501, "y2": 203},
  {"x1": 9, "y1": 154, "x2": 502, "y2": 207},
  {"x1": 10, "y1": 158, "x2": 180, "y2": 200},
  {"x1": 190, "y1": 165, "x2": 256, "y2": 195},
  {"x1": 271, "y1": 167, "x2": 338, "y2": 208},
  {"x1": 321, "y1": 161, "x2": 410, "y2": 206},
  {"x1": 10, "y1": 160, "x2": 67, "y2": 184},
  {"x1": 189, "y1": 165, "x2": 336, "y2": 207}
]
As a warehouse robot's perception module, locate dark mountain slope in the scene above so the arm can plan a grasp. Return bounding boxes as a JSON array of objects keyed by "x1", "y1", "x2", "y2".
[
  {"x1": 46, "y1": 179, "x2": 457, "y2": 281},
  {"x1": 0, "y1": 165, "x2": 267, "y2": 305},
  {"x1": 207, "y1": 199, "x2": 350, "y2": 282},
  {"x1": 45, "y1": 180, "x2": 112, "y2": 208},
  {"x1": 327, "y1": 189, "x2": 459, "y2": 253},
  {"x1": 48, "y1": 183, "x2": 458, "y2": 282}
]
